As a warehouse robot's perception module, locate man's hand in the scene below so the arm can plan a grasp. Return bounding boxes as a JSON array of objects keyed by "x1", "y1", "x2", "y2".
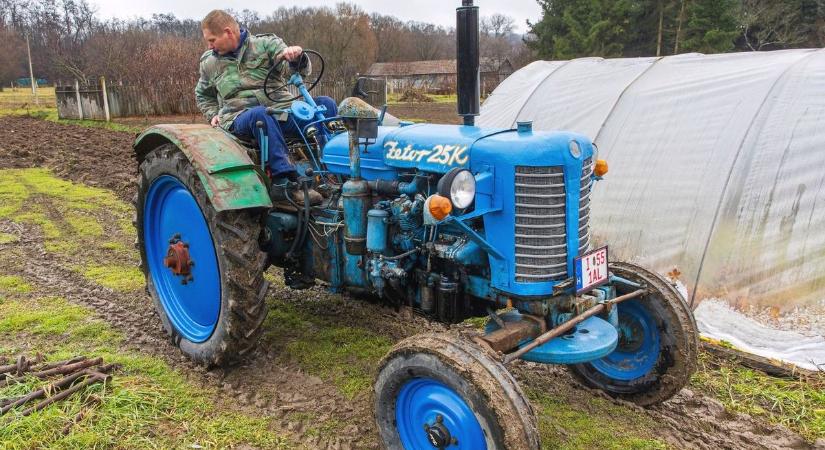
[
  {"x1": 210, "y1": 115, "x2": 220, "y2": 127},
  {"x1": 281, "y1": 46, "x2": 303, "y2": 62}
]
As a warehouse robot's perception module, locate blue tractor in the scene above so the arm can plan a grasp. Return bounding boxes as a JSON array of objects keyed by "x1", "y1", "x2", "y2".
[{"x1": 133, "y1": 2, "x2": 698, "y2": 448}]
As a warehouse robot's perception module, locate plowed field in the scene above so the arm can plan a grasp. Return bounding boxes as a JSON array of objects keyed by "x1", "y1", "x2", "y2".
[{"x1": 0, "y1": 115, "x2": 821, "y2": 449}]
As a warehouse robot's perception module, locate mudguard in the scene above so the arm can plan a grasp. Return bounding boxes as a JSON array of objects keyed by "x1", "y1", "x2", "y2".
[{"x1": 133, "y1": 124, "x2": 272, "y2": 212}]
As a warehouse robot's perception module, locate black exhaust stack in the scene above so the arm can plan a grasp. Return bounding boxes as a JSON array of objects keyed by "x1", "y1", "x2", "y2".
[{"x1": 456, "y1": 0, "x2": 480, "y2": 126}]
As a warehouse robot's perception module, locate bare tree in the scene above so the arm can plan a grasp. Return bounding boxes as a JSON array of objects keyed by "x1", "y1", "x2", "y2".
[
  {"x1": 371, "y1": 13, "x2": 405, "y2": 62},
  {"x1": 739, "y1": 0, "x2": 807, "y2": 51}
]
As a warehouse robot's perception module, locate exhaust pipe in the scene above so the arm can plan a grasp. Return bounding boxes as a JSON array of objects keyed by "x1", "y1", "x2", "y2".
[{"x1": 456, "y1": 0, "x2": 480, "y2": 126}]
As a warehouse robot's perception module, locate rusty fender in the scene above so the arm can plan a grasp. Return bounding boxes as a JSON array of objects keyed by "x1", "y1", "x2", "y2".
[{"x1": 133, "y1": 124, "x2": 272, "y2": 212}]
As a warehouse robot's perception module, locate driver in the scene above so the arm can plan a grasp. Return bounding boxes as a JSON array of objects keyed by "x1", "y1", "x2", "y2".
[{"x1": 195, "y1": 9, "x2": 334, "y2": 203}]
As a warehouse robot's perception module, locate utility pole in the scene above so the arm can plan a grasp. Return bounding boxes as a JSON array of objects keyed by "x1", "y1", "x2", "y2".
[{"x1": 26, "y1": 33, "x2": 39, "y2": 105}]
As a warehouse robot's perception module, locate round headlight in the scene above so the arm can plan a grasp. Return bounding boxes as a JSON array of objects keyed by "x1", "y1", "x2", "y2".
[
  {"x1": 437, "y1": 168, "x2": 476, "y2": 210},
  {"x1": 569, "y1": 140, "x2": 582, "y2": 159}
]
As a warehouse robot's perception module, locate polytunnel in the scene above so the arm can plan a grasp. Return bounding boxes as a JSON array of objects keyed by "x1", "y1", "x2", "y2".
[{"x1": 478, "y1": 49, "x2": 825, "y2": 370}]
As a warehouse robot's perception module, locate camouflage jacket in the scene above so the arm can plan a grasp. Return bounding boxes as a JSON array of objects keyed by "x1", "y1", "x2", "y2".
[{"x1": 195, "y1": 32, "x2": 310, "y2": 130}]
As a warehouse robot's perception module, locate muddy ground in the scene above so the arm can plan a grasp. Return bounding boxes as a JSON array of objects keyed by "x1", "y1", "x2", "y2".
[{"x1": 0, "y1": 115, "x2": 820, "y2": 449}]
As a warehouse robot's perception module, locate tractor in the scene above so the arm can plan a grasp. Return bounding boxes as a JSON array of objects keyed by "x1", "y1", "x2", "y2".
[{"x1": 132, "y1": 1, "x2": 698, "y2": 448}]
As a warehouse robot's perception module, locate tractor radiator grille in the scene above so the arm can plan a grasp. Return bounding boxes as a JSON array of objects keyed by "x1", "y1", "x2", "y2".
[
  {"x1": 579, "y1": 157, "x2": 593, "y2": 256},
  {"x1": 515, "y1": 166, "x2": 568, "y2": 283}
]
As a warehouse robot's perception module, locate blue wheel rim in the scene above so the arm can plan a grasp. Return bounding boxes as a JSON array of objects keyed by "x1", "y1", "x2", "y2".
[
  {"x1": 396, "y1": 378, "x2": 487, "y2": 449},
  {"x1": 144, "y1": 175, "x2": 221, "y2": 343},
  {"x1": 590, "y1": 300, "x2": 660, "y2": 381}
]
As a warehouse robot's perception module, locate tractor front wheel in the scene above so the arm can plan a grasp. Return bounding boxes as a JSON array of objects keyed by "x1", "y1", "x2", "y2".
[
  {"x1": 568, "y1": 261, "x2": 699, "y2": 406},
  {"x1": 374, "y1": 332, "x2": 539, "y2": 449},
  {"x1": 135, "y1": 144, "x2": 269, "y2": 367}
]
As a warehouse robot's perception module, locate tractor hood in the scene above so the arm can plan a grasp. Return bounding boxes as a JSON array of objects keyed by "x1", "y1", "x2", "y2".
[{"x1": 321, "y1": 123, "x2": 594, "y2": 180}]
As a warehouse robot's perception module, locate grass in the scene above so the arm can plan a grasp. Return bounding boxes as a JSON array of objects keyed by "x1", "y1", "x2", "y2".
[
  {"x1": 0, "y1": 87, "x2": 56, "y2": 112},
  {"x1": 387, "y1": 92, "x2": 457, "y2": 104},
  {"x1": 527, "y1": 386, "x2": 667, "y2": 450},
  {"x1": 0, "y1": 275, "x2": 33, "y2": 295},
  {"x1": 0, "y1": 87, "x2": 142, "y2": 133},
  {"x1": 0, "y1": 232, "x2": 19, "y2": 244},
  {"x1": 263, "y1": 290, "x2": 393, "y2": 400},
  {"x1": 0, "y1": 293, "x2": 290, "y2": 449},
  {"x1": 692, "y1": 351, "x2": 825, "y2": 442},
  {"x1": 0, "y1": 169, "x2": 137, "y2": 292},
  {"x1": 79, "y1": 265, "x2": 144, "y2": 292}
]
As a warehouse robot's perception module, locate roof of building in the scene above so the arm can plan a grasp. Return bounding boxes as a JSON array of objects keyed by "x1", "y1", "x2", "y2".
[{"x1": 366, "y1": 58, "x2": 511, "y2": 77}]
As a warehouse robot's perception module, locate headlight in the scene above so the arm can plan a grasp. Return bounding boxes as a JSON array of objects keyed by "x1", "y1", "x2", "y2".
[
  {"x1": 438, "y1": 168, "x2": 476, "y2": 209},
  {"x1": 569, "y1": 140, "x2": 582, "y2": 159}
]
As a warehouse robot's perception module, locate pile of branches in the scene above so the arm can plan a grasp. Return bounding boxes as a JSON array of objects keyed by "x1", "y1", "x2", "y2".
[
  {"x1": 0, "y1": 355, "x2": 118, "y2": 425},
  {"x1": 398, "y1": 88, "x2": 433, "y2": 103}
]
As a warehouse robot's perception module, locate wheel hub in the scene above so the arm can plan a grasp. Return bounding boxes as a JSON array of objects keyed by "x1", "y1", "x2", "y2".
[
  {"x1": 617, "y1": 316, "x2": 645, "y2": 352},
  {"x1": 424, "y1": 415, "x2": 457, "y2": 448},
  {"x1": 164, "y1": 234, "x2": 194, "y2": 284}
]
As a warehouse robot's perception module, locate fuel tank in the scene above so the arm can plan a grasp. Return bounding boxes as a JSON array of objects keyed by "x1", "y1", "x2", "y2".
[{"x1": 321, "y1": 123, "x2": 509, "y2": 178}]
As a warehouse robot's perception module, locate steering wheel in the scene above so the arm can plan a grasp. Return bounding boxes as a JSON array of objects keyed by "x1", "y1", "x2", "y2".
[{"x1": 263, "y1": 49, "x2": 325, "y2": 103}]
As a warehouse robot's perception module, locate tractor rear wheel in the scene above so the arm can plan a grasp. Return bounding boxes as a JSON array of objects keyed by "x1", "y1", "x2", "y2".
[
  {"x1": 135, "y1": 144, "x2": 269, "y2": 367},
  {"x1": 568, "y1": 262, "x2": 698, "y2": 406},
  {"x1": 374, "y1": 332, "x2": 539, "y2": 450}
]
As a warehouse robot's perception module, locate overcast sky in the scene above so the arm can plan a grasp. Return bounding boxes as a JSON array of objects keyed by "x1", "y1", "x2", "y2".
[{"x1": 91, "y1": 0, "x2": 543, "y2": 33}]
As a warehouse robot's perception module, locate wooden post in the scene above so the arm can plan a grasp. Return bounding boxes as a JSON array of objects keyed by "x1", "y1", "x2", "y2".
[
  {"x1": 26, "y1": 34, "x2": 39, "y2": 106},
  {"x1": 74, "y1": 79, "x2": 83, "y2": 120},
  {"x1": 100, "y1": 76, "x2": 111, "y2": 122}
]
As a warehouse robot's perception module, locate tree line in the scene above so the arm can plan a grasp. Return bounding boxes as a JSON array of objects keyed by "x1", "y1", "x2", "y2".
[
  {"x1": 527, "y1": 0, "x2": 825, "y2": 59},
  {"x1": 0, "y1": 0, "x2": 527, "y2": 88},
  {"x1": 1, "y1": 0, "x2": 822, "y2": 94}
]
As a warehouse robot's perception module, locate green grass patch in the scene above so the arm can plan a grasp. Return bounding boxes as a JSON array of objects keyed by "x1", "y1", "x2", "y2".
[
  {"x1": 527, "y1": 387, "x2": 667, "y2": 450},
  {"x1": 0, "y1": 296, "x2": 103, "y2": 341},
  {"x1": 18, "y1": 168, "x2": 127, "y2": 213},
  {"x1": 0, "y1": 296, "x2": 290, "y2": 449},
  {"x1": 80, "y1": 264, "x2": 144, "y2": 292},
  {"x1": 66, "y1": 212, "x2": 104, "y2": 237},
  {"x1": 14, "y1": 211, "x2": 61, "y2": 239},
  {"x1": 0, "y1": 275, "x2": 32, "y2": 295},
  {"x1": 692, "y1": 351, "x2": 825, "y2": 442},
  {"x1": 0, "y1": 87, "x2": 56, "y2": 116},
  {"x1": 264, "y1": 296, "x2": 392, "y2": 400},
  {"x1": 387, "y1": 92, "x2": 457, "y2": 104},
  {"x1": 0, "y1": 232, "x2": 20, "y2": 244},
  {"x1": 0, "y1": 168, "x2": 134, "y2": 263}
]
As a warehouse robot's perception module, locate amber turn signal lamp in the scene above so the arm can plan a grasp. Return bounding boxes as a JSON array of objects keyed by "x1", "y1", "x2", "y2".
[
  {"x1": 428, "y1": 195, "x2": 453, "y2": 221},
  {"x1": 595, "y1": 159, "x2": 609, "y2": 177}
]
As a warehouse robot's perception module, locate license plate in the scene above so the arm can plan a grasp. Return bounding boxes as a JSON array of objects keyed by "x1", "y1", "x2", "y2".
[{"x1": 575, "y1": 246, "x2": 609, "y2": 293}]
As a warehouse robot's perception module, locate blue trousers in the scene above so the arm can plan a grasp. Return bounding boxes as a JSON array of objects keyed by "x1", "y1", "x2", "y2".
[{"x1": 231, "y1": 96, "x2": 338, "y2": 176}]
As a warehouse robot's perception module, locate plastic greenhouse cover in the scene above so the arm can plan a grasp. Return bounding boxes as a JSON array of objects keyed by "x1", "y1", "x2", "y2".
[{"x1": 479, "y1": 49, "x2": 825, "y2": 370}]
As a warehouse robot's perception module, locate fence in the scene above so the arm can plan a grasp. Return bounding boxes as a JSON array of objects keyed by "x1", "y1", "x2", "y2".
[{"x1": 55, "y1": 77, "x2": 386, "y2": 121}]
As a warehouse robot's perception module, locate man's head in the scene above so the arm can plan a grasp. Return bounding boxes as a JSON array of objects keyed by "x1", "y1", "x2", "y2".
[{"x1": 201, "y1": 10, "x2": 241, "y2": 55}]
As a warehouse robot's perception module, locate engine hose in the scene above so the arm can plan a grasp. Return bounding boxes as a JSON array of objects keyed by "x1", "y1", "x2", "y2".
[
  {"x1": 299, "y1": 182, "x2": 311, "y2": 249},
  {"x1": 285, "y1": 187, "x2": 304, "y2": 259}
]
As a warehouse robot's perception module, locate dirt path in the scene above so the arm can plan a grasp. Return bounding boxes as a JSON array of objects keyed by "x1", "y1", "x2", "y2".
[{"x1": 0, "y1": 115, "x2": 819, "y2": 450}]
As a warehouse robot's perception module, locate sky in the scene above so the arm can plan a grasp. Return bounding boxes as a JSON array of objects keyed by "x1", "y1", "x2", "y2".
[{"x1": 91, "y1": 0, "x2": 543, "y2": 34}]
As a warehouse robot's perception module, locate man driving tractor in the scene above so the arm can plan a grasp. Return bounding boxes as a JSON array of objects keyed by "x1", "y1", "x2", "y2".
[{"x1": 195, "y1": 9, "x2": 332, "y2": 203}]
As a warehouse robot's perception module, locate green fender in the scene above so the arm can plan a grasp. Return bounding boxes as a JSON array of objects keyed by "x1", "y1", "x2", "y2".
[{"x1": 133, "y1": 124, "x2": 272, "y2": 212}]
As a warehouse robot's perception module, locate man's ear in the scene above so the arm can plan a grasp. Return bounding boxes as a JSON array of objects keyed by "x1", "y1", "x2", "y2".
[{"x1": 223, "y1": 27, "x2": 234, "y2": 38}]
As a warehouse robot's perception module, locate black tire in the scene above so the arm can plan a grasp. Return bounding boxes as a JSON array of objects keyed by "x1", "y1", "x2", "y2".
[
  {"x1": 134, "y1": 144, "x2": 269, "y2": 367},
  {"x1": 568, "y1": 261, "x2": 699, "y2": 406},
  {"x1": 374, "y1": 332, "x2": 539, "y2": 450}
]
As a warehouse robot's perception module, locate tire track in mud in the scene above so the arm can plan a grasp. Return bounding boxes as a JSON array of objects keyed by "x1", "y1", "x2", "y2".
[
  {"x1": 0, "y1": 218, "x2": 382, "y2": 449},
  {"x1": 1, "y1": 115, "x2": 821, "y2": 449}
]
